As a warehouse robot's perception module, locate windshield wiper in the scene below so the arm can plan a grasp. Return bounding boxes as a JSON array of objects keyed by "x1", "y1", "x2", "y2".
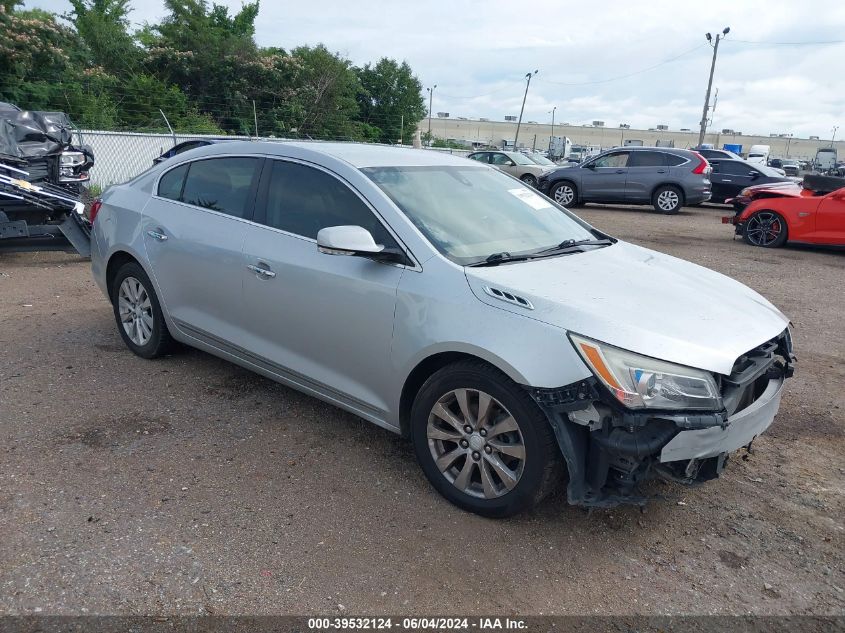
[
  {"x1": 534, "y1": 238, "x2": 614, "y2": 255},
  {"x1": 468, "y1": 251, "x2": 534, "y2": 267}
]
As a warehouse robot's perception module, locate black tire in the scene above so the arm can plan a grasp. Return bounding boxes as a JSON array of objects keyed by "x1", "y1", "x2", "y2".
[
  {"x1": 110, "y1": 261, "x2": 174, "y2": 359},
  {"x1": 410, "y1": 360, "x2": 562, "y2": 518},
  {"x1": 549, "y1": 180, "x2": 579, "y2": 207},
  {"x1": 803, "y1": 174, "x2": 845, "y2": 194},
  {"x1": 742, "y1": 210, "x2": 788, "y2": 248},
  {"x1": 652, "y1": 185, "x2": 683, "y2": 214},
  {"x1": 520, "y1": 174, "x2": 537, "y2": 187}
]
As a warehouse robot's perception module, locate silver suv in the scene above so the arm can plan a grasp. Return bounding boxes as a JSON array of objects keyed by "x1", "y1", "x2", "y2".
[
  {"x1": 91, "y1": 141, "x2": 792, "y2": 517},
  {"x1": 538, "y1": 147, "x2": 712, "y2": 214}
]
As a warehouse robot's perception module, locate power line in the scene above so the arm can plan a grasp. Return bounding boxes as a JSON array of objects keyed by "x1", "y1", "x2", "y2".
[
  {"x1": 437, "y1": 81, "x2": 524, "y2": 101},
  {"x1": 729, "y1": 38, "x2": 845, "y2": 46},
  {"x1": 539, "y1": 43, "x2": 707, "y2": 86}
]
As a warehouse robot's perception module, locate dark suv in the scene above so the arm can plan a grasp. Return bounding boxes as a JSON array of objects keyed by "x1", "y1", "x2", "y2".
[{"x1": 538, "y1": 147, "x2": 712, "y2": 214}]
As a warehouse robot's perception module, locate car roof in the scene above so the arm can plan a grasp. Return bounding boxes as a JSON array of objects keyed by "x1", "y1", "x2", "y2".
[
  {"x1": 191, "y1": 140, "x2": 473, "y2": 168},
  {"x1": 606, "y1": 146, "x2": 693, "y2": 156}
]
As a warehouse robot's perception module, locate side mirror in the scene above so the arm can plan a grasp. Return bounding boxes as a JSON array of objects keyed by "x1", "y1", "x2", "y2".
[
  {"x1": 317, "y1": 225, "x2": 406, "y2": 264},
  {"x1": 317, "y1": 225, "x2": 383, "y2": 255},
  {"x1": 507, "y1": 160, "x2": 516, "y2": 166},
  {"x1": 750, "y1": 171, "x2": 760, "y2": 179},
  {"x1": 584, "y1": 162, "x2": 596, "y2": 169}
]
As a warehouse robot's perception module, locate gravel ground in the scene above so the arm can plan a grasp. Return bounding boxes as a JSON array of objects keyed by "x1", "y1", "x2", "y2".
[{"x1": 0, "y1": 203, "x2": 843, "y2": 616}]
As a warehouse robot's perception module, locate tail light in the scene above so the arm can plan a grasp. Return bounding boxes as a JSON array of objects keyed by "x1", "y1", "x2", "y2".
[
  {"x1": 691, "y1": 152, "x2": 711, "y2": 175},
  {"x1": 89, "y1": 198, "x2": 103, "y2": 223}
]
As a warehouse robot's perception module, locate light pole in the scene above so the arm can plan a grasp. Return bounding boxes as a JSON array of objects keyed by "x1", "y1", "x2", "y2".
[
  {"x1": 698, "y1": 27, "x2": 729, "y2": 148},
  {"x1": 513, "y1": 70, "x2": 538, "y2": 150},
  {"x1": 832, "y1": 125, "x2": 839, "y2": 146},
  {"x1": 548, "y1": 106, "x2": 556, "y2": 155},
  {"x1": 426, "y1": 85, "x2": 437, "y2": 141}
]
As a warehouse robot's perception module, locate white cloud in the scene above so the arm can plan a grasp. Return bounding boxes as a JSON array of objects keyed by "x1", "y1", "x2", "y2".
[{"x1": 23, "y1": 0, "x2": 845, "y2": 138}]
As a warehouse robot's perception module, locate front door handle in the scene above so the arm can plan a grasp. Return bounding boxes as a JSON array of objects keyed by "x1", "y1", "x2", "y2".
[
  {"x1": 615, "y1": 169, "x2": 625, "y2": 174},
  {"x1": 247, "y1": 264, "x2": 276, "y2": 279},
  {"x1": 657, "y1": 169, "x2": 667, "y2": 174},
  {"x1": 146, "y1": 229, "x2": 168, "y2": 241}
]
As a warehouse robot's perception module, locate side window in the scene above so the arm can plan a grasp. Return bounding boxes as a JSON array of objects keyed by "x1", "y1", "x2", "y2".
[
  {"x1": 181, "y1": 157, "x2": 261, "y2": 218},
  {"x1": 628, "y1": 151, "x2": 667, "y2": 167},
  {"x1": 469, "y1": 153, "x2": 488, "y2": 163},
  {"x1": 722, "y1": 162, "x2": 754, "y2": 177},
  {"x1": 665, "y1": 154, "x2": 688, "y2": 167},
  {"x1": 593, "y1": 152, "x2": 629, "y2": 168},
  {"x1": 490, "y1": 153, "x2": 512, "y2": 166},
  {"x1": 262, "y1": 160, "x2": 397, "y2": 247},
  {"x1": 157, "y1": 163, "x2": 189, "y2": 200}
]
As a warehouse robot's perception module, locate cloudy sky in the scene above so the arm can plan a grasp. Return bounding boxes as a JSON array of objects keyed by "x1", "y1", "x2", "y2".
[{"x1": 25, "y1": 0, "x2": 845, "y2": 138}]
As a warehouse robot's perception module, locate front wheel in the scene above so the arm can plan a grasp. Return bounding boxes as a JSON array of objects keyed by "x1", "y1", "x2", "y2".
[
  {"x1": 411, "y1": 361, "x2": 562, "y2": 517},
  {"x1": 520, "y1": 174, "x2": 537, "y2": 187},
  {"x1": 652, "y1": 185, "x2": 683, "y2": 214},
  {"x1": 550, "y1": 181, "x2": 578, "y2": 207},
  {"x1": 742, "y1": 210, "x2": 788, "y2": 248}
]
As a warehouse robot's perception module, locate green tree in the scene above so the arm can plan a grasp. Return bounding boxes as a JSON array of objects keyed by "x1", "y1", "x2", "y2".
[
  {"x1": 356, "y1": 58, "x2": 425, "y2": 144},
  {"x1": 66, "y1": 0, "x2": 140, "y2": 76}
]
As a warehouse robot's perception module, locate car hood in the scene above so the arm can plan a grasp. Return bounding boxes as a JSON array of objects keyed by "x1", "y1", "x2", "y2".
[
  {"x1": 464, "y1": 241, "x2": 789, "y2": 376},
  {"x1": 747, "y1": 182, "x2": 803, "y2": 197}
]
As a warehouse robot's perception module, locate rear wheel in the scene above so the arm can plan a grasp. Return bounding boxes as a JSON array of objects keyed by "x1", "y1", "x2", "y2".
[
  {"x1": 652, "y1": 185, "x2": 683, "y2": 214},
  {"x1": 411, "y1": 360, "x2": 562, "y2": 517},
  {"x1": 742, "y1": 210, "x2": 788, "y2": 248},
  {"x1": 550, "y1": 181, "x2": 578, "y2": 207},
  {"x1": 111, "y1": 261, "x2": 174, "y2": 358},
  {"x1": 520, "y1": 174, "x2": 537, "y2": 187}
]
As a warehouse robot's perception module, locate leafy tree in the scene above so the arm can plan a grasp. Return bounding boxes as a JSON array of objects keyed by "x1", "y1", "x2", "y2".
[
  {"x1": 357, "y1": 58, "x2": 425, "y2": 144},
  {"x1": 66, "y1": 0, "x2": 140, "y2": 76}
]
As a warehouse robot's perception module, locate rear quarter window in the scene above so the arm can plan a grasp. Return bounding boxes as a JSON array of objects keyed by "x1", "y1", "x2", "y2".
[
  {"x1": 157, "y1": 163, "x2": 189, "y2": 200},
  {"x1": 665, "y1": 154, "x2": 688, "y2": 167}
]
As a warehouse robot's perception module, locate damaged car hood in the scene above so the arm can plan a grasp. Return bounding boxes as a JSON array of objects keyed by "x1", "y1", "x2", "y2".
[
  {"x1": 0, "y1": 104, "x2": 75, "y2": 158},
  {"x1": 464, "y1": 241, "x2": 789, "y2": 376}
]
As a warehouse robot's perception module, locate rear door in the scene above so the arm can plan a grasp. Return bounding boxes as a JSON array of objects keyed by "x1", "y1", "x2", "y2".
[
  {"x1": 624, "y1": 150, "x2": 668, "y2": 201},
  {"x1": 142, "y1": 156, "x2": 262, "y2": 343},
  {"x1": 580, "y1": 151, "x2": 630, "y2": 201},
  {"x1": 710, "y1": 160, "x2": 757, "y2": 202}
]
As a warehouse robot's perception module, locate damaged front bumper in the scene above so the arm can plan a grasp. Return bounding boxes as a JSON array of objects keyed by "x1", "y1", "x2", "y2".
[{"x1": 527, "y1": 331, "x2": 794, "y2": 508}]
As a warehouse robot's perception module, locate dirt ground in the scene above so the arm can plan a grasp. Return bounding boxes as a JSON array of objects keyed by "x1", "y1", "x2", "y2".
[{"x1": 1, "y1": 203, "x2": 843, "y2": 616}]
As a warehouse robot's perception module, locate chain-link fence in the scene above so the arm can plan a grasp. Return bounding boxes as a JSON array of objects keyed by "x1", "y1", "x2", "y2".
[{"x1": 73, "y1": 130, "x2": 474, "y2": 189}]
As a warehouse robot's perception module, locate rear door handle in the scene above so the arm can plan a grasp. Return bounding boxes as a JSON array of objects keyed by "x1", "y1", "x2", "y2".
[
  {"x1": 247, "y1": 264, "x2": 276, "y2": 279},
  {"x1": 657, "y1": 169, "x2": 667, "y2": 174},
  {"x1": 146, "y1": 229, "x2": 168, "y2": 241},
  {"x1": 615, "y1": 169, "x2": 625, "y2": 174}
]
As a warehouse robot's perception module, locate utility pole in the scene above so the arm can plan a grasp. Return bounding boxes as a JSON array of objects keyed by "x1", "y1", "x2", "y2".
[
  {"x1": 399, "y1": 114, "x2": 403, "y2": 144},
  {"x1": 548, "y1": 106, "x2": 556, "y2": 155},
  {"x1": 698, "y1": 27, "x2": 729, "y2": 148},
  {"x1": 832, "y1": 126, "x2": 839, "y2": 146},
  {"x1": 513, "y1": 70, "x2": 538, "y2": 151},
  {"x1": 426, "y1": 85, "x2": 437, "y2": 142}
]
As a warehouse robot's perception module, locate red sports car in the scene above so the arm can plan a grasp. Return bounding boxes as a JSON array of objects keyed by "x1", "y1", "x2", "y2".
[{"x1": 723, "y1": 175, "x2": 845, "y2": 248}]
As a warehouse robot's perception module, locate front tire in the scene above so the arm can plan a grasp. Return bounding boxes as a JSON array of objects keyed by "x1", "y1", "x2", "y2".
[
  {"x1": 520, "y1": 174, "x2": 537, "y2": 187},
  {"x1": 411, "y1": 361, "x2": 562, "y2": 518},
  {"x1": 652, "y1": 185, "x2": 683, "y2": 214},
  {"x1": 550, "y1": 181, "x2": 578, "y2": 207},
  {"x1": 742, "y1": 210, "x2": 788, "y2": 248},
  {"x1": 111, "y1": 261, "x2": 174, "y2": 359}
]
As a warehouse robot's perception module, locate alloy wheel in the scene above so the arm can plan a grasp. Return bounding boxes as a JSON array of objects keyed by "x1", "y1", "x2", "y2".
[
  {"x1": 118, "y1": 276, "x2": 154, "y2": 346},
  {"x1": 657, "y1": 189, "x2": 680, "y2": 212},
  {"x1": 554, "y1": 184, "x2": 575, "y2": 206},
  {"x1": 745, "y1": 212, "x2": 784, "y2": 246},
  {"x1": 426, "y1": 388, "x2": 525, "y2": 499}
]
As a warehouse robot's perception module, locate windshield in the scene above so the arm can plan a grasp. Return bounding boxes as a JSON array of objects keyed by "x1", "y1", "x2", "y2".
[
  {"x1": 525, "y1": 154, "x2": 555, "y2": 166},
  {"x1": 363, "y1": 165, "x2": 596, "y2": 265}
]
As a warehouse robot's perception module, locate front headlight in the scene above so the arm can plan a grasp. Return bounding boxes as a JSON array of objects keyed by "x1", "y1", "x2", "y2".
[
  {"x1": 60, "y1": 151, "x2": 85, "y2": 167},
  {"x1": 738, "y1": 187, "x2": 751, "y2": 197},
  {"x1": 570, "y1": 334, "x2": 722, "y2": 411}
]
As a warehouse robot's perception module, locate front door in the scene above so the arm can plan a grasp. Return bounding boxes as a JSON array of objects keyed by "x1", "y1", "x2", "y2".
[
  {"x1": 239, "y1": 159, "x2": 406, "y2": 419},
  {"x1": 489, "y1": 152, "x2": 519, "y2": 178},
  {"x1": 710, "y1": 160, "x2": 758, "y2": 202},
  {"x1": 813, "y1": 189, "x2": 845, "y2": 245},
  {"x1": 142, "y1": 156, "x2": 262, "y2": 342},
  {"x1": 579, "y1": 150, "x2": 630, "y2": 201}
]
